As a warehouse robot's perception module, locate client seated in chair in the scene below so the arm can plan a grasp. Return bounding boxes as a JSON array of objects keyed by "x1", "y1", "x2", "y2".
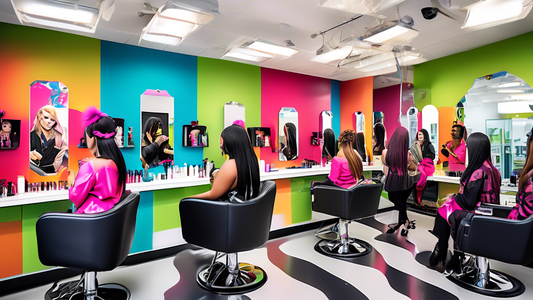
[
  {"x1": 313, "y1": 129, "x2": 363, "y2": 190},
  {"x1": 429, "y1": 133, "x2": 501, "y2": 273},
  {"x1": 68, "y1": 107, "x2": 127, "y2": 214},
  {"x1": 187, "y1": 124, "x2": 261, "y2": 288}
]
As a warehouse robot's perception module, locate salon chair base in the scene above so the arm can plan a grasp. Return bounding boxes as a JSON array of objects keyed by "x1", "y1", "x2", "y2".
[
  {"x1": 314, "y1": 219, "x2": 372, "y2": 258},
  {"x1": 315, "y1": 221, "x2": 339, "y2": 241},
  {"x1": 47, "y1": 272, "x2": 131, "y2": 300},
  {"x1": 197, "y1": 258, "x2": 267, "y2": 295},
  {"x1": 446, "y1": 255, "x2": 524, "y2": 298}
]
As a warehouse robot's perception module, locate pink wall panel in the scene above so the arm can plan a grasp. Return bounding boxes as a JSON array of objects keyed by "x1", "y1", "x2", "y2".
[
  {"x1": 260, "y1": 69, "x2": 331, "y2": 167},
  {"x1": 373, "y1": 84, "x2": 403, "y2": 143}
]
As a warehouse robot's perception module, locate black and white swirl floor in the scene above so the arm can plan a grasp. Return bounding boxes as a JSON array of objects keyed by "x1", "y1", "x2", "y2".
[{"x1": 6, "y1": 210, "x2": 533, "y2": 300}]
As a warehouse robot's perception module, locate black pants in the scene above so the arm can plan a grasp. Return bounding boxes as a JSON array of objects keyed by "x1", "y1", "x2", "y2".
[
  {"x1": 388, "y1": 186, "x2": 414, "y2": 224},
  {"x1": 432, "y1": 213, "x2": 451, "y2": 250}
]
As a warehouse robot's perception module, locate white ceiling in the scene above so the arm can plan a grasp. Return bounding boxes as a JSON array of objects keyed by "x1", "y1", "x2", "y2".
[{"x1": 2, "y1": 0, "x2": 533, "y2": 81}]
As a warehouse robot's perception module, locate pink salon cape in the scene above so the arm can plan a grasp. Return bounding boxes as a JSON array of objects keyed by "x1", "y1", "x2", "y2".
[
  {"x1": 446, "y1": 139, "x2": 466, "y2": 172},
  {"x1": 69, "y1": 158, "x2": 122, "y2": 214}
]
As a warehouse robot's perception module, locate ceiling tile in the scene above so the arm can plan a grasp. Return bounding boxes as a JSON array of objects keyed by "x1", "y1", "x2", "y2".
[
  {"x1": 94, "y1": 28, "x2": 132, "y2": 43},
  {"x1": 419, "y1": 41, "x2": 465, "y2": 60},
  {"x1": 165, "y1": 43, "x2": 208, "y2": 56}
]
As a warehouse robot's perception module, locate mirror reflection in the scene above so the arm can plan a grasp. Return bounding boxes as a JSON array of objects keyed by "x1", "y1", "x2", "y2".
[
  {"x1": 278, "y1": 107, "x2": 299, "y2": 161},
  {"x1": 319, "y1": 111, "x2": 335, "y2": 160},
  {"x1": 421, "y1": 105, "x2": 439, "y2": 146},
  {"x1": 140, "y1": 91, "x2": 174, "y2": 170},
  {"x1": 353, "y1": 112, "x2": 367, "y2": 162},
  {"x1": 29, "y1": 81, "x2": 69, "y2": 176},
  {"x1": 463, "y1": 72, "x2": 533, "y2": 178},
  {"x1": 407, "y1": 106, "x2": 419, "y2": 144}
]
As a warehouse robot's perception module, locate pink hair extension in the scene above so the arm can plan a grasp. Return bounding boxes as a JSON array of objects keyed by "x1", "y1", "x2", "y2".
[{"x1": 83, "y1": 106, "x2": 108, "y2": 127}]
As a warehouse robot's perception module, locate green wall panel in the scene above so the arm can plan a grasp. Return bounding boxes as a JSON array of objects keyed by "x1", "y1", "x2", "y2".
[
  {"x1": 22, "y1": 201, "x2": 71, "y2": 273},
  {"x1": 153, "y1": 185, "x2": 210, "y2": 232},
  {"x1": 414, "y1": 31, "x2": 533, "y2": 110},
  {"x1": 197, "y1": 58, "x2": 261, "y2": 167},
  {"x1": 290, "y1": 175, "x2": 325, "y2": 224},
  {"x1": 0, "y1": 206, "x2": 22, "y2": 223}
]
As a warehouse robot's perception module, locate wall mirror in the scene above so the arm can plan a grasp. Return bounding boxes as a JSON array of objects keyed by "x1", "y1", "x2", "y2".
[
  {"x1": 278, "y1": 107, "x2": 299, "y2": 161},
  {"x1": 319, "y1": 111, "x2": 335, "y2": 159},
  {"x1": 422, "y1": 105, "x2": 439, "y2": 146},
  {"x1": 140, "y1": 90, "x2": 174, "y2": 170},
  {"x1": 29, "y1": 80, "x2": 69, "y2": 176},
  {"x1": 224, "y1": 101, "x2": 245, "y2": 128},
  {"x1": 407, "y1": 106, "x2": 419, "y2": 145},
  {"x1": 463, "y1": 72, "x2": 533, "y2": 178},
  {"x1": 372, "y1": 111, "x2": 386, "y2": 157},
  {"x1": 352, "y1": 111, "x2": 367, "y2": 162}
]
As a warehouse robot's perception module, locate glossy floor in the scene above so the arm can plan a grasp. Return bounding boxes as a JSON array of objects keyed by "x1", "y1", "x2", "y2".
[{"x1": 5, "y1": 210, "x2": 533, "y2": 300}]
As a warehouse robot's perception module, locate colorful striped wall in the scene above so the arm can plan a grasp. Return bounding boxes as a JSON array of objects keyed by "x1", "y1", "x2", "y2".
[{"x1": 0, "y1": 22, "x2": 373, "y2": 280}]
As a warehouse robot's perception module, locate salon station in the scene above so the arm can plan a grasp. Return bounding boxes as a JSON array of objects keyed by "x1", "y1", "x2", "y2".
[{"x1": 2, "y1": 0, "x2": 533, "y2": 299}]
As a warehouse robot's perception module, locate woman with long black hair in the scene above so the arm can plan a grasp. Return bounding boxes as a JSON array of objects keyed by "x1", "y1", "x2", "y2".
[
  {"x1": 509, "y1": 127, "x2": 533, "y2": 220},
  {"x1": 412, "y1": 129, "x2": 436, "y2": 205},
  {"x1": 189, "y1": 124, "x2": 260, "y2": 286},
  {"x1": 429, "y1": 133, "x2": 501, "y2": 272},
  {"x1": 141, "y1": 117, "x2": 174, "y2": 169},
  {"x1": 372, "y1": 123, "x2": 386, "y2": 156},
  {"x1": 67, "y1": 107, "x2": 127, "y2": 214},
  {"x1": 382, "y1": 127, "x2": 418, "y2": 236},
  {"x1": 281, "y1": 122, "x2": 298, "y2": 160}
]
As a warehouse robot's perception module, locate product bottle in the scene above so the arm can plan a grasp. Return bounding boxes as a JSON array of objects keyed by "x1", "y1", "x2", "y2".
[
  {"x1": 189, "y1": 165, "x2": 194, "y2": 177},
  {"x1": 265, "y1": 136, "x2": 270, "y2": 147},
  {"x1": 194, "y1": 165, "x2": 199, "y2": 178}
]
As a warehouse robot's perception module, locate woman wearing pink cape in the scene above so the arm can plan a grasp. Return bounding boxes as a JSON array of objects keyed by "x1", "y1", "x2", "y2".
[{"x1": 412, "y1": 129, "x2": 436, "y2": 205}]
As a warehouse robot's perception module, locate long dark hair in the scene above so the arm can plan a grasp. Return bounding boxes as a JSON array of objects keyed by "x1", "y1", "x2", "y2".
[
  {"x1": 356, "y1": 132, "x2": 366, "y2": 161},
  {"x1": 338, "y1": 129, "x2": 363, "y2": 180},
  {"x1": 142, "y1": 117, "x2": 162, "y2": 146},
  {"x1": 519, "y1": 127, "x2": 533, "y2": 191},
  {"x1": 86, "y1": 117, "x2": 127, "y2": 193},
  {"x1": 284, "y1": 123, "x2": 298, "y2": 159},
  {"x1": 387, "y1": 127, "x2": 409, "y2": 175},
  {"x1": 323, "y1": 128, "x2": 336, "y2": 158},
  {"x1": 373, "y1": 123, "x2": 385, "y2": 155},
  {"x1": 221, "y1": 125, "x2": 260, "y2": 199},
  {"x1": 461, "y1": 132, "x2": 491, "y2": 184},
  {"x1": 419, "y1": 128, "x2": 431, "y2": 150}
]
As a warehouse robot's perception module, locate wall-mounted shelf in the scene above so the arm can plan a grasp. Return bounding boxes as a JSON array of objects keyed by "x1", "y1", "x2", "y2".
[
  {"x1": 0, "y1": 119, "x2": 21, "y2": 150},
  {"x1": 183, "y1": 125, "x2": 208, "y2": 147}
]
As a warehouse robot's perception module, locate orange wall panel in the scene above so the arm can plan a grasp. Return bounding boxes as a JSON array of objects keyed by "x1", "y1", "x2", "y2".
[
  {"x1": 273, "y1": 179, "x2": 292, "y2": 226},
  {"x1": 0, "y1": 221, "x2": 23, "y2": 278},
  {"x1": 340, "y1": 77, "x2": 374, "y2": 160}
]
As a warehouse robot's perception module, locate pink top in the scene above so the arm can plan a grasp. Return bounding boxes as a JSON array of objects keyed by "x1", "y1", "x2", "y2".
[
  {"x1": 328, "y1": 157, "x2": 357, "y2": 188},
  {"x1": 69, "y1": 158, "x2": 122, "y2": 214},
  {"x1": 447, "y1": 139, "x2": 466, "y2": 171}
]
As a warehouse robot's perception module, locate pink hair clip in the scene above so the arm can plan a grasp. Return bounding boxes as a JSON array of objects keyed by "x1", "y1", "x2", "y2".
[{"x1": 93, "y1": 131, "x2": 115, "y2": 139}]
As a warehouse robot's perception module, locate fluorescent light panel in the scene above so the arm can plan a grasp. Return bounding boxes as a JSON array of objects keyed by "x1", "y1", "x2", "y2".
[
  {"x1": 363, "y1": 24, "x2": 418, "y2": 44},
  {"x1": 311, "y1": 46, "x2": 353, "y2": 63},
  {"x1": 246, "y1": 41, "x2": 298, "y2": 57},
  {"x1": 499, "y1": 82, "x2": 521, "y2": 88},
  {"x1": 496, "y1": 89, "x2": 528, "y2": 93},
  {"x1": 11, "y1": 0, "x2": 101, "y2": 33},
  {"x1": 498, "y1": 101, "x2": 533, "y2": 114},
  {"x1": 222, "y1": 48, "x2": 273, "y2": 62},
  {"x1": 462, "y1": 0, "x2": 532, "y2": 29},
  {"x1": 320, "y1": 0, "x2": 405, "y2": 14}
]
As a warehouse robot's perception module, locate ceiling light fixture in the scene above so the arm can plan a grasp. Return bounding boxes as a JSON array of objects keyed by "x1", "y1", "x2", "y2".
[
  {"x1": 245, "y1": 40, "x2": 298, "y2": 57},
  {"x1": 496, "y1": 89, "x2": 529, "y2": 93},
  {"x1": 311, "y1": 46, "x2": 354, "y2": 63},
  {"x1": 499, "y1": 82, "x2": 522, "y2": 88},
  {"x1": 320, "y1": 0, "x2": 405, "y2": 15},
  {"x1": 361, "y1": 19, "x2": 419, "y2": 45},
  {"x1": 222, "y1": 48, "x2": 273, "y2": 63},
  {"x1": 10, "y1": 0, "x2": 115, "y2": 33},
  {"x1": 461, "y1": 0, "x2": 533, "y2": 30},
  {"x1": 498, "y1": 101, "x2": 533, "y2": 114},
  {"x1": 140, "y1": 0, "x2": 219, "y2": 46}
]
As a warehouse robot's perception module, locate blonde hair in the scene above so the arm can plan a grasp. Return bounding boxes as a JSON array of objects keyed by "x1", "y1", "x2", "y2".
[
  {"x1": 32, "y1": 105, "x2": 59, "y2": 139},
  {"x1": 338, "y1": 129, "x2": 363, "y2": 181}
]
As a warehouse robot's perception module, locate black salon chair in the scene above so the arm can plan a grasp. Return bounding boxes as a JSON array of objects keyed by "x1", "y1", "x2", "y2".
[
  {"x1": 180, "y1": 181, "x2": 276, "y2": 294},
  {"x1": 313, "y1": 179, "x2": 383, "y2": 257},
  {"x1": 36, "y1": 191, "x2": 140, "y2": 300},
  {"x1": 450, "y1": 214, "x2": 533, "y2": 297}
]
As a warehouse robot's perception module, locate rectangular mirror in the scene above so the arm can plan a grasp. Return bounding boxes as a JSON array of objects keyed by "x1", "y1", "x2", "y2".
[
  {"x1": 320, "y1": 111, "x2": 335, "y2": 160},
  {"x1": 279, "y1": 107, "x2": 299, "y2": 161},
  {"x1": 422, "y1": 105, "x2": 439, "y2": 146},
  {"x1": 224, "y1": 101, "x2": 245, "y2": 128},
  {"x1": 352, "y1": 111, "x2": 367, "y2": 162},
  {"x1": 140, "y1": 90, "x2": 174, "y2": 170},
  {"x1": 29, "y1": 80, "x2": 69, "y2": 176}
]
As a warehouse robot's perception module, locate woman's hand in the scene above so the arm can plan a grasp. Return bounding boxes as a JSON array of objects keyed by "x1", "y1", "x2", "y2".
[
  {"x1": 155, "y1": 135, "x2": 169, "y2": 145},
  {"x1": 67, "y1": 169, "x2": 76, "y2": 186},
  {"x1": 30, "y1": 150, "x2": 42, "y2": 161}
]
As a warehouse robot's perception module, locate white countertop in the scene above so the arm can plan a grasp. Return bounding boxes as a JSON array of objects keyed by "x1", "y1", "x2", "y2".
[
  {"x1": 0, "y1": 165, "x2": 382, "y2": 208},
  {"x1": 427, "y1": 175, "x2": 518, "y2": 194}
]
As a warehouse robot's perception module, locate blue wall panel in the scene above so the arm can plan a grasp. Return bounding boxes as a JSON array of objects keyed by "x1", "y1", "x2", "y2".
[
  {"x1": 100, "y1": 41, "x2": 202, "y2": 171},
  {"x1": 130, "y1": 191, "x2": 154, "y2": 253},
  {"x1": 331, "y1": 80, "x2": 341, "y2": 138}
]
